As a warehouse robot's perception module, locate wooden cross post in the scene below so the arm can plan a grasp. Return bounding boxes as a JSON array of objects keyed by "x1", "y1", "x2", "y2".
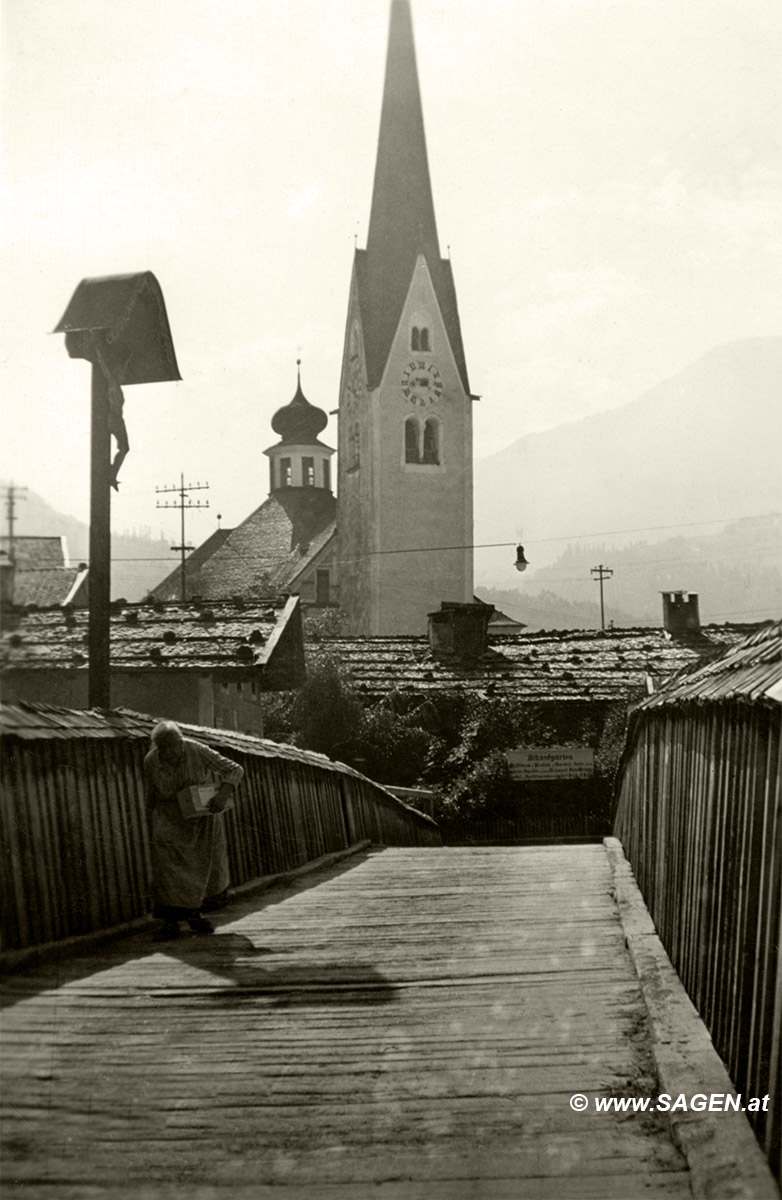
[
  {"x1": 54, "y1": 272, "x2": 181, "y2": 711},
  {"x1": 89, "y1": 361, "x2": 112, "y2": 708}
]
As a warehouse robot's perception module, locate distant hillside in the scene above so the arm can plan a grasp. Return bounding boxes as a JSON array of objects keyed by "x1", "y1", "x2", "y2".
[
  {"x1": 3, "y1": 487, "x2": 174, "y2": 602},
  {"x1": 478, "y1": 514, "x2": 781, "y2": 630},
  {"x1": 475, "y1": 337, "x2": 782, "y2": 582}
]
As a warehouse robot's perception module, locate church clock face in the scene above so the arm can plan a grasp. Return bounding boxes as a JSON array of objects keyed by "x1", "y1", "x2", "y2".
[{"x1": 401, "y1": 360, "x2": 443, "y2": 406}]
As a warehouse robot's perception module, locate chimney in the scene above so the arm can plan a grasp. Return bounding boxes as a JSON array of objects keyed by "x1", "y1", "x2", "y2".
[
  {"x1": 428, "y1": 601, "x2": 494, "y2": 660},
  {"x1": 662, "y1": 591, "x2": 701, "y2": 637},
  {"x1": 0, "y1": 552, "x2": 14, "y2": 609}
]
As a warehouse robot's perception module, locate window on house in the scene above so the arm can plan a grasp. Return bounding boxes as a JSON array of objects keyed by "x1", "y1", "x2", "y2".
[
  {"x1": 323, "y1": 459, "x2": 331, "y2": 490},
  {"x1": 280, "y1": 457, "x2": 292, "y2": 487},
  {"x1": 303, "y1": 456, "x2": 315, "y2": 486},
  {"x1": 316, "y1": 569, "x2": 330, "y2": 606},
  {"x1": 423, "y1": 417, "x2": 440, "y2": 464},
  {"x1": 405, "y1": 416, "x2": 420, "y2": 463}
]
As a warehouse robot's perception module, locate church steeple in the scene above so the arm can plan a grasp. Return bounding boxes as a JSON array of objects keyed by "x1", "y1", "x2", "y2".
[
  {"x1": 366, "y1": 0, "x2": 440, "y2": 285},
  {"x1": 337, "y1": 0, "x2": 474, "y2": 635},
  {"x1": 358, "y1": 0, "x2": 469, "y2": 394}
]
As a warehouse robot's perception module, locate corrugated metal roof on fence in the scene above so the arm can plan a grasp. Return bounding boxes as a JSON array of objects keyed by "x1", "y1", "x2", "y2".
[
  {"x1": 0, "y1": 701, "x2": 436, "y2": 825},
  {"x1": 634, "y1": 621, "x2": 781, "y2": 709},
  {"x1": 0, "y1": 701, "x2": 153, "y2": 740}
]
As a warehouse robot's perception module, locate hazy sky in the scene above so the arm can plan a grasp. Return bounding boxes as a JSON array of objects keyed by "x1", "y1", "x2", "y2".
[{"x1": 2, "y1": 0, "x2": 780, "y2": 552}]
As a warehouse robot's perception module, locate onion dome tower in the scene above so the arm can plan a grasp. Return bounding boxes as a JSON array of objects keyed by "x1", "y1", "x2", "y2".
[{"x1": 264, "y1": 361, "x2": 334, "y2": 494}]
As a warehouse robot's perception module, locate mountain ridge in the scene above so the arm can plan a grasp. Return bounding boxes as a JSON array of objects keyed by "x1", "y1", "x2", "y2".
[{"x1": 474, "y1": 336, "x2": 782, "y2": 580}]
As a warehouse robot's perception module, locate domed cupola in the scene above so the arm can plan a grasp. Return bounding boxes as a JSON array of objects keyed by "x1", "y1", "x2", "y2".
[
  {"x1": 271, "y1": 362, "x2": 328, "y2": 444},
  {"x1": 264, "y1": 361, "x2": 335, "y2": 494}
]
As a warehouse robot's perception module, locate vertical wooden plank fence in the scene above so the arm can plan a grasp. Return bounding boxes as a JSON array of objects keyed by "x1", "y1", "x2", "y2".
[
  {"x1": 613, "y1": 622, "x2": 781, "y2": 1178},
  {"x1": 0, "y1": 702, "x2": 440, "y2": 961}
]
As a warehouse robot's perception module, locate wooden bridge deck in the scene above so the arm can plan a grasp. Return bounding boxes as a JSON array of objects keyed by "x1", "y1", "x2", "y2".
[{"x1": 0, "y1": 845, "x2": 768, "y2": 1198}]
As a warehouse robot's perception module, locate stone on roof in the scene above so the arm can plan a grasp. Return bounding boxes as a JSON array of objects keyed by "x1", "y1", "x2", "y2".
[
  {"x1": 1, "y1": 596, "x2": 303, "y2": 687},
  {"x1": 305, "y1": 626, "x2": 758, "y2": 705}
]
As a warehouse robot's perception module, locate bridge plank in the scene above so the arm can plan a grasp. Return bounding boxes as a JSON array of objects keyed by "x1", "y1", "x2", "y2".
[{"x1": 3, "y1": 845, "x2": 696, "y2": 1195}]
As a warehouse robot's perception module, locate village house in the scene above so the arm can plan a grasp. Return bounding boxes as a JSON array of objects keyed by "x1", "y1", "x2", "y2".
[
  {"x1": 0, "y1": 537, "x2": 89, "y2": 609},
  {"x1": 0, "y1": 595, "x2": 304, "y2": 735}
]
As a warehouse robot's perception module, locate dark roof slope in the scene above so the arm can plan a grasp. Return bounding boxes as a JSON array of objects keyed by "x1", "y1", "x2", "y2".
[
  {"x1": 0, "y1": 536, "x2": 67, "y2": 570},
  {"x1": 11, "y1": 566, "x2": 88, "y2": 608},
  {"x1": 308, "y1": 626, "x2": 757, "y2": 704},
  {"x1": 166, "y1": 491, "x2": 336, "y2": 601},
  {"x1": 149, "y1": 527, "x2": 233, "y2": 602}
]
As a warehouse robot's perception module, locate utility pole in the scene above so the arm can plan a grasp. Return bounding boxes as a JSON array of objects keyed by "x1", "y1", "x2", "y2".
[
  {"x1": 156, "y1": 474, "x2": 209, "y2": 602},
  {"x1": 2, "y1": 482, "x2": 28, "y2": 565},
  {"x1": 591, "y1": 564, "x2": 613, "y2": 631}
]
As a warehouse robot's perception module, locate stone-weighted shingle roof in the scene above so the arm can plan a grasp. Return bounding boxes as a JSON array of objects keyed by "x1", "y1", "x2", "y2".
[
  {"x1": 308, "y1": 625, "x2": 759, "y2": 704},
  {"x1": 1, "y1": 596, "x2": 303, "y2": 688}
]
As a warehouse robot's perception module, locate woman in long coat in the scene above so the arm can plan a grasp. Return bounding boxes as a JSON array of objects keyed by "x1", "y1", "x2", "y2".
[{"x1": 144, "y1": 721, "x2": 244, "y2": 940}]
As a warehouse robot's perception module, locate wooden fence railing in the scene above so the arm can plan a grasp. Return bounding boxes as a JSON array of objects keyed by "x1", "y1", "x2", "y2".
[
  {"x1": 0, "y1": 702, "x2": 440, "y2": 957},
  {"x1": 614, "y1": 698, "x2": 781, "y2": 1178}
]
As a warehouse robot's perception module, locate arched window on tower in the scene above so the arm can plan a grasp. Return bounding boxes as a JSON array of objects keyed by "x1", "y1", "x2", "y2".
[
  {"x1": 405, "y1": 416, "x2": 421, "y2": 463},
  {"x1": 303, "y1": 456, "x2": 315, "y2": 486},
  {"x1": 423, "y1": 417, "x2": 440, "y2": 464},
  {"x1": 280, "y1": 457, "x2": 292, "y2": 487},
  {"x1": 411, "y1": 326, "x2": 431, "y2": 352}
]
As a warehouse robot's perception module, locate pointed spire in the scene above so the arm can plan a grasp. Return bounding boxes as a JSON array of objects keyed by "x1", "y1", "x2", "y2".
[
  {"x1": 366, "y1": 0, "x2": 440, "y2": 270},
  {"x1": 358, "y1": 0, "x2": 469, "y2": 394}
]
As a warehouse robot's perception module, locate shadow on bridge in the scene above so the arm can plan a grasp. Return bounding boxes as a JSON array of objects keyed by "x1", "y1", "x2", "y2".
[{"x1": 1, "y1": 849, "x2": 396, "y2": 1011}]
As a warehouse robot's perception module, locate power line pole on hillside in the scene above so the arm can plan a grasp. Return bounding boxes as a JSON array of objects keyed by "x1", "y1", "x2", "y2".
[
  {"x1": 155, "y1": 474, "x2": 209, "y2": 602},
  {"x1": 2, "y1": 482, "x2": 28, "y2": 565},
  {"x1": 591, "y1": 564, "x2": 613, "y2": 631}
]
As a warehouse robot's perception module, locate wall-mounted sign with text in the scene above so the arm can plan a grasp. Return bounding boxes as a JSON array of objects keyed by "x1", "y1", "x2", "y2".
[{"x1": 507, "y1": 747, "x2": 594, "y2": 781}]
